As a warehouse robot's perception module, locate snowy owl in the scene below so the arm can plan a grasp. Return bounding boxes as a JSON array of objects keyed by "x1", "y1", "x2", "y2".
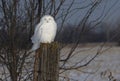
[{"x1": 30, "y1": 15, "x2": 57, "y2": 51}]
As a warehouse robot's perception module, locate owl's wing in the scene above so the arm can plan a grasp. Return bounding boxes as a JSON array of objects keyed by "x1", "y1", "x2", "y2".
[
  {"x1": 30, "y1": 23, "x2": 43, "y2": 52},
  {"x1": 31, "y1": 22, "x2": 42, "y2": 43},
  {"x1": 34, "y1": 23, "x2": 42, "y2": 35}
]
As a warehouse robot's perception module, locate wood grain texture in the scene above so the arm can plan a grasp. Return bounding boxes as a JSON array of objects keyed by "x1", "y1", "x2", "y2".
[{"x1": 33, "y1": 42, "x2": 59, "y2": 81}]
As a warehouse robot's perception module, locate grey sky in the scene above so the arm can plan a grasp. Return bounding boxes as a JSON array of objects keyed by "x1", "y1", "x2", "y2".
[
  {"x1": 0, "y1": 0, "x2": 120, "y2": 26},
  {"x1": 59, "y1": 0, "x2": 120, "y2": 25}
]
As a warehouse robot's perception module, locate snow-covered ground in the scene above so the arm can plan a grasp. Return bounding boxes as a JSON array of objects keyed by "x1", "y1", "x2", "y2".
[
  {"x1": 0, "y1": 44, "x2": 120, "y2": 81},
  {"x1": 60, "y1": 45, "x2": 120, "y2": 81}
]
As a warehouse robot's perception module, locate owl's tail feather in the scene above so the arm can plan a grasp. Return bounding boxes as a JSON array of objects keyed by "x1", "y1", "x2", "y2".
[{"x1": 28, "y1": 43, "x2": 40, "y2": 53}]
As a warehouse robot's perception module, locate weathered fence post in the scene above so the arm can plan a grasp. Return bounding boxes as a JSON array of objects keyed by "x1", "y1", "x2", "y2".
[{"x1": 33, "y1": 42, "x2": 59, "y2": 81}]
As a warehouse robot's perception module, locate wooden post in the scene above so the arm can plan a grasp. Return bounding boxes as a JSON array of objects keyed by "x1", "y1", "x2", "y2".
[{"x1": 33, "y1": 42, "x2": 59, "y2": 81}]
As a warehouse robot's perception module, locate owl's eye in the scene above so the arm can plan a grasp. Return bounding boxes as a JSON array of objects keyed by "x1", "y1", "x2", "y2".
[{"x1": 48, "y1": 18, "x2": 51, "y2": 20}]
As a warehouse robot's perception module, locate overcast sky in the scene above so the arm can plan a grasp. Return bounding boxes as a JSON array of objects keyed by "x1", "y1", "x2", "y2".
[
  {"x1": 60, "y1": 0, "x2": 120, "y2": 26},
  {"x1": 0, "y1": 0, "x2": 120, "y2": 27}
]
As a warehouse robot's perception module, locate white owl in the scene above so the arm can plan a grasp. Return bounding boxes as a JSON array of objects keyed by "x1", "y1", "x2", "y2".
[{"x1": 30, "y1": 15, "x2": 57, "y2": 51}]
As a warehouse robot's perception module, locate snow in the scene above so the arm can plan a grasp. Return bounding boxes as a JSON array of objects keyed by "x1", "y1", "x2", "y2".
[
  {"x1": 0, "y1": 44, "x2": 120, "y2": 81},
  {"x1": 60, "y1": 45, "x2": 120, "y2": 81}
]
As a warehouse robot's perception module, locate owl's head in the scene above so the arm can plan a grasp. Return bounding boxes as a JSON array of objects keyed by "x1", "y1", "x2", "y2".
[{"x1": 40, "y1": 15, "x2": 55, "y2": 23}]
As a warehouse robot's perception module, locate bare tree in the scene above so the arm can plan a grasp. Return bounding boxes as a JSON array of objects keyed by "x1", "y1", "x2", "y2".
[{"x1": 0, "y1": 0, "x2": 119, "y2": 81}]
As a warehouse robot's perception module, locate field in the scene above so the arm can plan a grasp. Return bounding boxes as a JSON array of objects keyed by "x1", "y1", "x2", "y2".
[
  {"x1": 60, "y1": 43, "x2": 120, "y2": 81},
  {"x1": 0, "y1": 43, "x2": 120, "y2": 81}
]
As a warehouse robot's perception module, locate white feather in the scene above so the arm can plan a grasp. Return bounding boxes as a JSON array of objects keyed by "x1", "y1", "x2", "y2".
[{"x1": 30, "y1": 15, "x2": 57, "y2": 51}]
